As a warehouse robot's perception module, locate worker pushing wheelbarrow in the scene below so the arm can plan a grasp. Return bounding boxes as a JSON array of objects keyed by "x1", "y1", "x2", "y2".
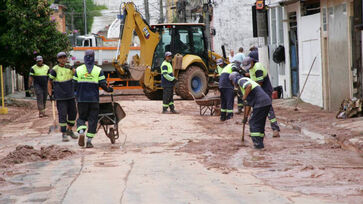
[{"x1": 98, "y1": 94, "x2": 126, "y2": 144}]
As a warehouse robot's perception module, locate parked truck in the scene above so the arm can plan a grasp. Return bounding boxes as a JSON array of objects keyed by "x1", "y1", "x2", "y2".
[{"x1": 70, "y1": 34, "x2": 140, "y2": 74}]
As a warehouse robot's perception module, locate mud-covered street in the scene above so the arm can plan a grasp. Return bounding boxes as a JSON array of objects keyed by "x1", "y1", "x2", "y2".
[{"x1": 0, "y1": 94, "x2": 362, "y2": 204}]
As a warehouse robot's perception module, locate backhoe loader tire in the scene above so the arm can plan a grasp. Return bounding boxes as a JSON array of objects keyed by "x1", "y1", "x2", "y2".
[
  {"x1": 143, "y1": 89, "x2": 163, "y2": 100},
  {"x1": 176, "y1": 66, "x2": 208, "y2": 99}
]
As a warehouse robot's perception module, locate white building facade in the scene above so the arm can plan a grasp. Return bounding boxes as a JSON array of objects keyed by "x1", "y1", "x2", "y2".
[{"x1": 259, "y1": 0, "x2": 357, "y2": 111}]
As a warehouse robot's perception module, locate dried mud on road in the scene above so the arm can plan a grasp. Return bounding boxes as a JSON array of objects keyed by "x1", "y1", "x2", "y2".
[
  {"x1": 177, "y1": 99, "x2": 363, "y2": 204},
  {"x1": 0, "y1": 94, "x2": 362, "y2": 203}
]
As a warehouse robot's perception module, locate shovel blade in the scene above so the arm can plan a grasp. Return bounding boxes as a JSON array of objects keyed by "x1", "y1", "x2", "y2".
[{"x1": 48, "y1": 125, "x2": 58, "y2": 134}]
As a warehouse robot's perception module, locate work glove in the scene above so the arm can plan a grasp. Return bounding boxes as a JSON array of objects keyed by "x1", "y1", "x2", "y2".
[
  {"x1": 242, "y1": 117, "x2": 248, "y2": 124},
  {"x1": 107, "y1": 87, "x2": 114, "y2": 93},
  {"x1": 239, "y1": 68, "x2": 248, "y2": 76},
  {"x1": 49, "y1": 94, "x2": 55, "y2": 101},
  {"x1": 173, "y1": 78, "x2": 178, "y2": 84}
]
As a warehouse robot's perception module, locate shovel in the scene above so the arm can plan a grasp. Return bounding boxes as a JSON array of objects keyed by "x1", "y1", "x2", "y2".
[
  {"x1": 241, "y1": 105, "x2": 250, "y2": 144},
  {"x1": 48, "y1": 100, "x2": 58, "y2": 134}
]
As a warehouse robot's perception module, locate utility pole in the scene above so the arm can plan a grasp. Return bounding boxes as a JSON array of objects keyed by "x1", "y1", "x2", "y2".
[
  {"x1": 144, "y1": 0, "x2": 150, "y2": 24},
  {"x1": 71, "y1": 10, "x2": 75, "y2": 31},
  {"x1": 71, "y1": 9, "x2": 75, "y2": 46},
  {"x1": 83, "y1": 0, "x2": 87, "y2": 35},
  {"x1": 203, "y1": 1, "x2": 211, "y2": 50},
  {"x1": 159, "y1": 0, "x2": 164, "y2": 23}
]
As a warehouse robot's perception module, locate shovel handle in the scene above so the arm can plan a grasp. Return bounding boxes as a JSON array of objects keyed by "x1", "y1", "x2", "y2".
[
  {"x1": 52, "y1": 101, "x2": 56, "y2": 121},
  {"x1": 242, "y1": 123, "x2": 245, "y2": 142}
]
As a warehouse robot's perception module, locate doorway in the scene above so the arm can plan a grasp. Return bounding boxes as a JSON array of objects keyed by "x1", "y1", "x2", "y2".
[{"x1": 288, "y1": 11, "x2": 299, "y2": 96}]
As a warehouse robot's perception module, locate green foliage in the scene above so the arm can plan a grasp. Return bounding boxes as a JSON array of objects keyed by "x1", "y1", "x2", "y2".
[
  {"x1": 0, "y1": 0, "x2": 70, "y2": 75},
  {"x1": 60, "y1": 0, "x2": 107, "y2": 35}
]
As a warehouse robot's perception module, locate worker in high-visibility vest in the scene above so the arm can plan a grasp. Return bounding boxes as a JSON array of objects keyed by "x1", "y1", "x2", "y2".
[
  {"x1": 48, "y1": 52, "x2": 78, "y2": 142},
  {"x1": 74, "y1": 50, "x2": 113, "y2": 148},
  {"x1": 229, "y1": 72, "x2": 272, "y2": 149},
  {"x1": 29, "y1": 56, "x2": 49, "y2": 118},
  {"x1": 161, "y1": 51, "x2": 178, "y2": 114},
  {"x1": 243, "y1": 54, "x2": 281, "y2": 138},
  {"x1": 214, "y1": 58, "x2": 224, "y2": 79}
]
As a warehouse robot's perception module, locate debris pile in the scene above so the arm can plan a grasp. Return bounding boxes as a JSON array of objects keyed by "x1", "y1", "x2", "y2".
[
  {"x1": 0, "y1": 145, "x2": 74, "y2": 167},
  {"x1": 336, "y1": 98, "x2": 362, "y2": 119}
]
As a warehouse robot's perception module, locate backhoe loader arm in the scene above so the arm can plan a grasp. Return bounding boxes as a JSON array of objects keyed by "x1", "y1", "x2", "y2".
[{"x1": 113, "y1": 2, "x2": 160, "y2": 76}]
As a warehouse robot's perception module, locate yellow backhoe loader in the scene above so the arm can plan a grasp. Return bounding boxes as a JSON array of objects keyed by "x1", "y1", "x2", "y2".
[{"x1": 113, "y1": 2, "x2": 227, "y2": 100}]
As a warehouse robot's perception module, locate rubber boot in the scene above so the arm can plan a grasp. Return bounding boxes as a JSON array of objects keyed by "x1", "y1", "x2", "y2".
[
  {"x1": 39, "y1": 111, "x2": 43, "y2": 118},
  {"x1": 78, "y1": 130, "x2": 85, "y2": 147},
  {"x1": 67, "y1": 129, "x2": 78, "y2": 139},
  {"x1": 226, "y1": 112, "x2": 233, "y2": 120},
  {"x1": 273, "y1": 130, "x2": 280, "y2": 138},
  {"x1": 220, "y1": 112, "x2": 226, "y2": 121},
  {"x1": 252, "y1": 137, "x2": 264, "y2": 149},
  {"x1": 251, "y1": 137, "x2": 259, "y2": 148},
  {"x1": 170, "y1": 108, "x2": 179, "y2": 114},
  {"x1": 86, "y1": 137, "x2": 94, "y2": 148},
  {"x1": 41, "y1": 110, "x2": 48, "y2": 117},
  {"x1": 162, "y1": 107, "x2": 168, "y2": 114},
  {"x1": 62, "y1": 133, "x2": 70, "y2": 142},
  {"x1": 258, "y1": 137, "x2": 265, "y2": 149}
]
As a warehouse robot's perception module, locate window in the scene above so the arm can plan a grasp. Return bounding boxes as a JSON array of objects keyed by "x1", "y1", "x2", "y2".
[
  {"x1": 153, "y1": 27, "x2": 172, "y2": 69},
  {"x1": 271, "y1": 8, "x2": 277, "y2": 44},
  {"x1": 322, "y1": 8, "x2": 327, "y2": 31},
  {"x1": 328, "y1": 7, "x2": 334, "y2": 16},
  {"x1": 83, "y1": 39, "x2": 91, "y2": 47},
  {"x1": 301, "y1": 2, "x2": 320, "y2": 16},
  {"x1": 191, "y1": 27, "x2": 205, "y2": 55},
  {"x1": 174, "y1": 29, "x2": 192, "y2": 54},
  {"x1": 342, "y1": 3, "x2": 347, "y2": 15},
  {"x1": 278, "y1": 7, "x2": 284, "y2": 44}
]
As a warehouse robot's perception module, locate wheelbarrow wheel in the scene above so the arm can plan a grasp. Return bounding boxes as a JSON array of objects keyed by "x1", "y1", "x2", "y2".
[{"x1": 108, "y1": 128, "x2": 116, "y2": 144}]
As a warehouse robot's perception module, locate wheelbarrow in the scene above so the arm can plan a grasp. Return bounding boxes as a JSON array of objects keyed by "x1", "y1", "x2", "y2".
[
  {"x1": 189, "y1": 92, "x2": 221, "y2": 116},
  {"x1": 97, "y1": 94, "x2": 126, "y2": 144}
]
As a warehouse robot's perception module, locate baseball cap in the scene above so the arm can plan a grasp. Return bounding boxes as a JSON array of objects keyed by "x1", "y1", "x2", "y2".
[
  {"x1": 165, "y1": 51, "x2": 172, "y2": 57},
  {"x1": 35, "y1": 56, "x2": 43, "y2": 61},
  {"x1": 229, "y1": 71, "x2": 241, "y2": 84},
  {"x1": 248, "y1": 51, "x2": 259, "y2": 62},
  {"x1": 57, "y1": 52, "x2": 67, "y2": 58},
  {"x1": 216, "y1": 58, "x2": 223, "y2": 65},
  {"x1": 242, "y1": 57, "x2": 254, "y2": 71}
]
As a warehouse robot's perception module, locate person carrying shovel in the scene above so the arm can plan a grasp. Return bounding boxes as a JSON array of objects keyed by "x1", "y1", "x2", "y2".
[
  {"x1": 48, "y1": 52, "x2": 78, "y2": 142},
  {"x1": 229, "y1": 72, "x2": 271, "y2": 149}
]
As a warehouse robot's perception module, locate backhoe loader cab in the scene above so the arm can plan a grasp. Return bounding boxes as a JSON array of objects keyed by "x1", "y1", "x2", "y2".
[
  {"x1": 151, "y1": 24, "x2": 209, "y2": 70},
  {"x1": 146, "y1": 23, "x2": 212, "y2": 100}
]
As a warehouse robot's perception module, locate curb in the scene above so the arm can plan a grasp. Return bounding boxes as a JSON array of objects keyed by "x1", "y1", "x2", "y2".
[{"x1": 280, "y1": 120, "x2": 362, "y2": 154}]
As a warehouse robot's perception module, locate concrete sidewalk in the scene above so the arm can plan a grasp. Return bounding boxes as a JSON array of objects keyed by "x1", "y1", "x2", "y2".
[{"x1": 274, "y1": 99, "x2": 363, "y2": 153}]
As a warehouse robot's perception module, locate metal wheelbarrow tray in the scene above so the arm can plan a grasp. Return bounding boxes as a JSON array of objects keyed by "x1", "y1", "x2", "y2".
[
  {"x1": 98, "y1": 96, "x2": 126, "y2": 144},
  {"x1": 193, "y1": 95, "x2": 220, "y2": 116}
]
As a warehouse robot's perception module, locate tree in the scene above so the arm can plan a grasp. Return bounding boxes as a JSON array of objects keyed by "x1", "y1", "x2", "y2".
[
  {"x1": 60, "y1": 0, "x2": 107, "y2": 35},
  {"x1": 0, "y1": 0, "x2": 71, "y2": 96}
]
